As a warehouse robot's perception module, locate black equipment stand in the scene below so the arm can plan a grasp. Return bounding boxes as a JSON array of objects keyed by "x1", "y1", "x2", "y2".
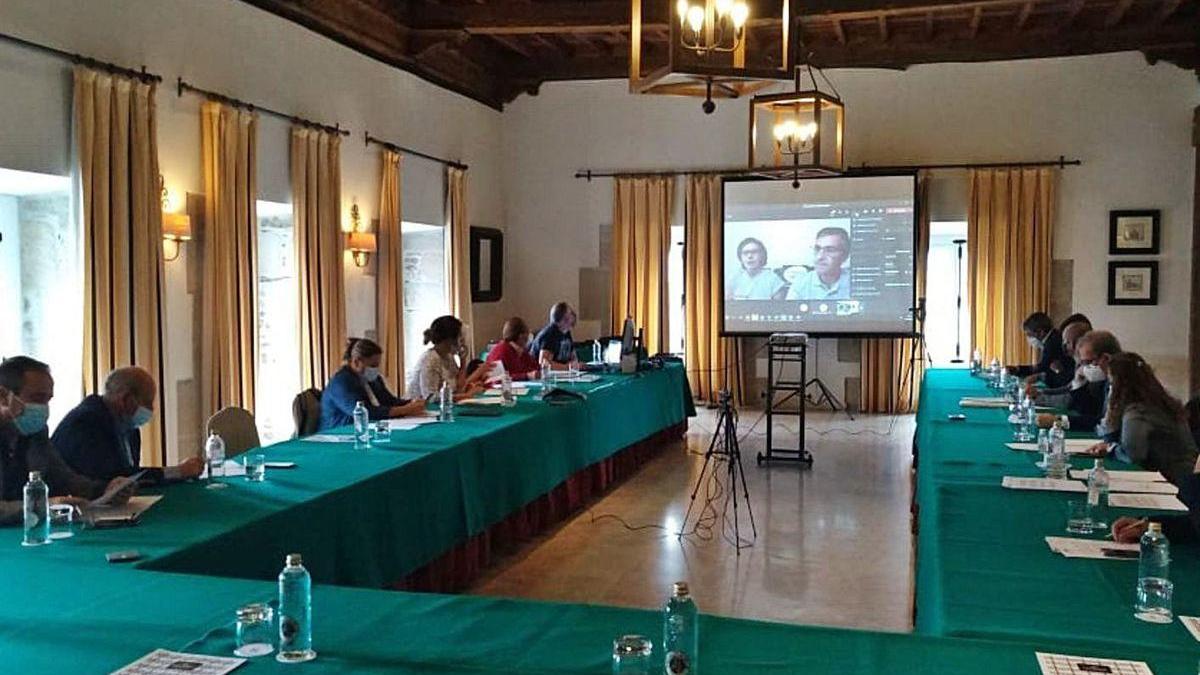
[
  {"x1": 899, "y1": 297, "x2": 933, "y2": 411},
  {"x1": 680, "y1": 389, "x2": 757, "y2": 553},
  {"x1": 951, "y1": 238, "x2": 966, "y2": 363},
  {"x1": 757, "y1": 333, "x2": 814, "y2": 467},
  {"x1": 804, "y1": 337, "x2": 854, "y2": 420}
]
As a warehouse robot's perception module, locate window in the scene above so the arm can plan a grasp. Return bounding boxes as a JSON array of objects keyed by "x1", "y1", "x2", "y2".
[
  {"x1": 925, "y1": 221, "x2": 969, "y2": 366},
  {"x1": 666, "y1": 224, "x2": 685, "y2": 355},
  {"x1": 255, "y1": 200, "x2": 300, "y2": 444},
  {"x1": 0, "y1": 168, "x2": 79, "y2": 428},
  {"x1": 402, "y1": 221, "x2": 448, "y2": 378}
]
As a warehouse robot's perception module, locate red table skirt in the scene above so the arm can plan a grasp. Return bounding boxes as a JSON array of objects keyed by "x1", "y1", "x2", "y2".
[{"x1": 391, "y1": 421, "x2": 687, "y2": 593}]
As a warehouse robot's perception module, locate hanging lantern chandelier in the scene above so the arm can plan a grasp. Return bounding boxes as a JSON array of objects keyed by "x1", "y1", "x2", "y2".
[{"x1": 748, "y1": 62, "x2": 846, "y2": 186}]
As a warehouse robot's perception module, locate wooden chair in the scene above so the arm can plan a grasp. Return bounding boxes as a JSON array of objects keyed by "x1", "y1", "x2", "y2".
[
  {"x1": 206, "y1": 407, "x2": 261, "y2": 458},
  {"x1": 292, "y1": 388, "x2": 323, "y2": 438}
]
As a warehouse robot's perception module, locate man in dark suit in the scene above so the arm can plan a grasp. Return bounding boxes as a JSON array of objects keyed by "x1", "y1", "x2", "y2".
[
  {"x1": 53, "y1": 366, "x2": 203, "y2": 484},
  {"x1": 1010, "y1": 312, "x2": 1073, "y2": 388}
]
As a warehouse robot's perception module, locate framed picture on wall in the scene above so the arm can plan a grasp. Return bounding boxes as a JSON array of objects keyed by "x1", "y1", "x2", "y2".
[
  {"x1": 1107, "y1": 260, "x2": 1158, "y2": 306},
  {"x1": 469, "y1": 226, "x2": 503, "y2": 303},
  {"x1": 1108, "y1": 210, "x2": 1160, "y2": 254}
]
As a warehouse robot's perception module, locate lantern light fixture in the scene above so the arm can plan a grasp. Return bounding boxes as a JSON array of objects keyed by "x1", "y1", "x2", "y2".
[{"x1": 748, "y1": 62, "x2": 846, "y2": 188}]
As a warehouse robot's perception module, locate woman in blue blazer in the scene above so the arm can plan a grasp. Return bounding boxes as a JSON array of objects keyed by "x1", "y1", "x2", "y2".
[{"x1": 318, "y1": 338, "x2": 426, "y2": 431}]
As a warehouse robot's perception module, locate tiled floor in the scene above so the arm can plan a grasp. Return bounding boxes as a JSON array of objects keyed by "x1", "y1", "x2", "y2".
[{"x1": 469, "y1": 406, "x2": 917, "y2": 631}]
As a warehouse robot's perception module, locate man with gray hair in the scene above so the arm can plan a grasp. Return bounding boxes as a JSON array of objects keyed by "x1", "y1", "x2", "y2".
[{"x1": 53, "y1": 366, "x2": 203, "y2": 483}]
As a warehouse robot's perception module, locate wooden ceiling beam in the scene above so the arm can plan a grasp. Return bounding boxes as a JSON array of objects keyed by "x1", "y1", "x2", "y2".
[
  {"x1": 879, "y1": 14, "x2": 890, "y2": 41},
  {"x1": 832, "y1": 17, "x2": 847, "y2": 44},
  {"x1": 969, "y1": 5, "x2": 983, "y2": 36},
  {"x1": 1014, "y1": 1, "x2": 1034, "y2": 30},
  {"x1": 1104, "y1": 0, "x2": 1134, "y2": 27}
]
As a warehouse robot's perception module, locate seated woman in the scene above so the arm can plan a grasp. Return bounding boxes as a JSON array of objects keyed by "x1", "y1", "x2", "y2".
[
  {"x1": 406, "y1": 315, "x2": 488, "y2": 401},
  {"x1": 318, "y1": 338, "x2": 425, "y2": 431},
  {"x1": 485, "y1": 317, "x2": 540, "y2": 381},
  {"x1": 1088, "y1": 352, "x2": 1199, "y2": 488}
]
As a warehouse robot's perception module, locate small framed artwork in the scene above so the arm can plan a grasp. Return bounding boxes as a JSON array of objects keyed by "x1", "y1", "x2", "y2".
[
  {"x1": 1107, "y1": 260, "x2": 1158, "y2": 306},
  {"x1": 1109, "y1": 210, "x2": 1160, "y2": 254},
  {"x1": 469, "y1": 226, "x2": 503, "y2": 303}
]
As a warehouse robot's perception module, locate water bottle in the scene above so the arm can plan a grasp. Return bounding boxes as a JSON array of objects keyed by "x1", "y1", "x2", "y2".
[
  {"x1": 1046, "y1": 421, "x2": 1067, "y2": 479},
  {"x1": 22, "y1": 471, "x2": 49, "y2": 547},
  {"x1": 1020, "y1": 397, "x2": 1037, "y2": 442},
  {"x1": 352, "y1": 400, "x2": 370, "y2": 449},
  {"x1": 1087, "y1": 459, "x2": 1109, "y2": 527},
  {"x1": 205, "y1": 432, "x2": 227, "y2": 489},
  {"x1": 663, "y1": 582, "x2": 698, "y2": 675},
  {"x1": 988, "y1": 358, "x2": 1001, "y2": 386},
  {"x1": 277, "y1": 553, "x2": 316, "y2": 663},
  {"x1": 1036, "y1": 427, "x2": 1050, "y2": 469},
  {"x1": 971, "y1": 349, "x2": 983, "y2": 375},
  {"x1": 1134, "y1": 523, "x2": 1172, "y2": 623},
  {"x1": 500, "y1": 374, "x2": 516, "y2": 407},
  {"x1": 593, "y1": 340, "x2": 602, "y2": 365},
  {"x1": 438, "y1": 381, "x2": 455, "y2": 422}
]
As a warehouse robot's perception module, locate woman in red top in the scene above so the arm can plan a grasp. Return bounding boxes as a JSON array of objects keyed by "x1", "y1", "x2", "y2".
[{"x1": 485, "y1": 317, "x2": 540, "y2": 381}]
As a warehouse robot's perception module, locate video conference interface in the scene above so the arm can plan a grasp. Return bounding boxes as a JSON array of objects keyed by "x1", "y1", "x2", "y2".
[{"x1": 722, "y1": 175, "x2": 917, "y2": 336}]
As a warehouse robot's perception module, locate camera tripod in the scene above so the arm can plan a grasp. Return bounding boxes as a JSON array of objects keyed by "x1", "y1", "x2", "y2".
[{"x1": 679, "y1": 389, "x2": 757, "y2": 554}]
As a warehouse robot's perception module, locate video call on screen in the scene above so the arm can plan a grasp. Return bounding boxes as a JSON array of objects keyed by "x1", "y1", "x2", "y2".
[{"x1": 722, "y1": 174, "x2": 917, "y2": 336}]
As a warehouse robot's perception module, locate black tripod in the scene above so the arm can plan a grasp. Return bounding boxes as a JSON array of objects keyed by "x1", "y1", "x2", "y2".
[
  {"x1": 899, "y1": 297, "x2": 933, "y2": 411},
  {"x1": 680, "y1": 390, "x2": 757, "y2": 554},
  {"x1": 805, "y1": 337, "x2": 854, "y2": 420}
]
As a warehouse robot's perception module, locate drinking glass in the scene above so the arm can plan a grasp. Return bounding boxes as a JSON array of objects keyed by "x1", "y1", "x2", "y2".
[
  {"x1": 48, "y1": 504, "x2": 76, "y2": 540},
  {"x1": 1066, "y1": 500, "x2": 1094, "y2": 535},
  {"x1": 372, "y1": 420, "x2": 390, "y2": 445},
  {"x1": 612, "y1": 635, "x2": 653, "y2": 675},
  {"x1": 235, "y1": 603, "x2": 275, "y2": 657},
  {"x1": 244, "y1": 454, "x2": 267, "y2": 482}
]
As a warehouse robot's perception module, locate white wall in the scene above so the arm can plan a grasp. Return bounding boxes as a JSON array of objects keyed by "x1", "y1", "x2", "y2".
[
  {"x1": 0, "y1": 0, "x2": 507, "y2": 460},
  {"x1": 502, "y1": 53, "x2": 1200, "y2": 398}
]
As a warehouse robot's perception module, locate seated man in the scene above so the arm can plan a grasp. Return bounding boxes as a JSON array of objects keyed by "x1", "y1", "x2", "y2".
[
  {"x1": 785, "y1": 227, "x2": 851, "y2": 300},
  {"x1": 486, "y1": 317, "x2": 541, "y2": 381},
  {"x1": 53, "y1": 366, "x2": 204, "y2": 484},
  {"x1": 1009, "y1": 312, "x2": 1073, "y2": 388},
  {"x1": 1072, "y1": 330, "x2": 1122, "y2": 438},
  {"x1": 726, "y1": 237, "x2": 785, "y2": 300},
  {"x1": 0, "y1": 356, "x2": 130, "y2": 525},
  {"x1": 530, "y1": 301, "x2": 580, "y2": 371},
  {"x1": 1033, "y1": 320, "x2": 1105, "y2": 430}
]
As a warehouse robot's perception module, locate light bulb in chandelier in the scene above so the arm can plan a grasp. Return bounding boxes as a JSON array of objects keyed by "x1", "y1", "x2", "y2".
[
  {"x1": 677, "y1": 0, "x2": 690, "y2": 25},
  {"x1": 730, "y1": 1, "x2": 749, "y2": 29},
  {"x1": 773, "y1": 120, "x2": 817, "y2": 154},
  {"x1": 715, "y1": 0, "x2": 734, "y2": 16},
  {"x1": 686, "y1": 5, "x2": 705, "y2": 33}
]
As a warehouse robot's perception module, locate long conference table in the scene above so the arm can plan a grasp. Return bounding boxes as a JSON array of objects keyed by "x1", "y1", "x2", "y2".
[{"x1": 2, "y1": 364, "x2": 1199, "y2": 673}]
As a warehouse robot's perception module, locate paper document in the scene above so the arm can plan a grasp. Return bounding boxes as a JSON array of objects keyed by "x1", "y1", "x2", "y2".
[
  {"x1": 304, "y1": 434, "x2": 354, "y2": 443},
  {"x1": 1069, "y1": 469, "x2": 1165, "y2": 482},
  {"x1": 1006, "y1": 439, "x2": 1097, "y2": 454},
  {"x1": 959, "y1": 397, "x2": 1009, "y2": 408},
  {"x1": 89, "y1": 471, "x2": 146, "y2": 507},
  {"x1": 1107, "y1": 493, "x2": 1189, "y2": 512},
  {"x1": 463, "y1": 397, "x2": 504, "y2": 406},
  {"x1": 382, "y1": 415, "x2": 439, "y2": 430},
  {"x1": 113, "y1": 649, "x2": 245, "y2": 675},
  {"x1": 1108, "y1": 480, "x2": 1178, "y2": 495},
  {"x1": 1036, "y1": 652, "x2": 1151, "y2": 675},
  {"x1": 1045, "y1": 536, "x2": 1139, "y2": 560},
  {"x1": 1179, "y1": 616, "x2": 1200, "y2": 643},
  {"x1": 89, "y1": 495, "x2": 162, "y2": 520},
  {"x1": 1001, "y1": 476, "x2": 1087, "y2": 492}
]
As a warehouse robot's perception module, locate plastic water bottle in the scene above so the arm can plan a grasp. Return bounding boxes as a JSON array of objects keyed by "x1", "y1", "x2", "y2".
[
  {"x1": 500, "y1": 374, "x2": 516, "y2": 407},
  {"x1": 277, "y1": 553, "x2": 316, "y2": 663},
  {"x1": 971, "y1": 349, "x2": 983, "y2": 375},
  {"x1": 438, "y1": 381, "x2": 455, "y2": 422},
  {"x1": 663, "y1": 582, "x2": 698, "y2": 675},
  {"x1": 1086, "y1": 459, "x2": 1110, "y2": 527},
  {"x1": 988, "y1": 358, "x2": 1001, "y2": 386},
  {"x1": 592, "y1": 340, "x2": 602, "y2": 364},
  {"x1": 1046, "y1": 421, "x2": 1067, "y2": 479},
  {"x1": 352, "y1": 400, "x2": 370, "y2": 449},
  {"x1": 1134, "y1": 523, "x2": 1172, "y2": 623},
  {"x1": 1036, "y1": 427, "x2": 1051, "y2": 469},
  {"x1": 205, "y1": 432, "x2": 227, "y2": 489},
  {"x1": 22, "y1": 471, "x2": 49, "y2": 547}
]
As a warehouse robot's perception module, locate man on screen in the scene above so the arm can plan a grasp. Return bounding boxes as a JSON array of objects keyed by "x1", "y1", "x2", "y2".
[
  {"x1": 726, "y1": 237, "x2": 785, "y2": 300},
  {"x1": 786, "y1": 227, "x2": 851, "y2": 300}
]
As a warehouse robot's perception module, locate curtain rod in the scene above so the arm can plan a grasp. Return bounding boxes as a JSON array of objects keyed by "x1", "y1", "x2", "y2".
[
  {"x1": 364, "y1": 132, "x2": 467, "y2": 171},
  {"x1": 0, "y1": 30, "x2": 161, "y2": 83},
  {"x1": 177, "y1": 78, "x2": 349, "y2": 137},
  {"x1": 575, "y1": 156, "x2": 1082, "y2": 180}
]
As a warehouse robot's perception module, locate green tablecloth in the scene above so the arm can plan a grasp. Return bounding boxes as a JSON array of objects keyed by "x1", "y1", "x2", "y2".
[{"x1": 914, "y1": 369, "x2": 1200, "y2": 653}]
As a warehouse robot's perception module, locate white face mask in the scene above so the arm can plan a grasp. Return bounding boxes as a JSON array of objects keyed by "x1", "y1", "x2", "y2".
[
  {"x1": 1026, "y1": 335, "x2": 1042, "y2": 350},
  {"x1": 363, "y1": 367, "x2": 381, "y2": 382},
  {"x1": 1081, "y1": 364, "x2": 1106, "y2": 383},
  {"x1": 129, "y1": 405, "x2": 153, "y2": 428},
  {"x1": 13, "y1": 402, "x2": 49, "y2": 436}
]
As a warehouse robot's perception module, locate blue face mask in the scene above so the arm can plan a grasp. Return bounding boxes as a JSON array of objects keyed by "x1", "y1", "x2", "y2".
[
  {"x1": 13, "y1": 403, "x2": 49, "y2": 436},
  {"x1": 129, "y1": 405, "x2": 153, "y2": 428},
  {"x1": 363, "y1": 367, "x2": 381, "y2": 382}
]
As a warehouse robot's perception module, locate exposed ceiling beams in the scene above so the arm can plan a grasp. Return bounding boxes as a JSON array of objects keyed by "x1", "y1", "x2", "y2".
[{"x1": 241, "y1": 0, "x2": 1200, "y2": 110}]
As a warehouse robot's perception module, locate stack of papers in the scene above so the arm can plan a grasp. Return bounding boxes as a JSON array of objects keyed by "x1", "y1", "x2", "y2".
[
  {"x1": 1036, "y1": 652, "x2": 1152, "y2": 675},
  {"x1": 89, "y1": 470, "x2": 145, "y2": 507},
  {"x1": 1001, "y1": 476, "x2": 1087, "y2": 492},
  {"x1": 1045, "y1": 536, "x2": 1139, "y2": 560},
  {"x1": 115, "y1": 650, "x2": 245, "y2": 675},
  {"x1": 959, "y1": 396, "x2": 1010, "y2": 408},
  {"x1": 1108, "y1": 480, "x2": 1178, "y2": 495},
  {"x1": 1107, "y1": 493, "x2": 1189, "y2": 512},
  {"x1": 304, "y1": 434, "x2": 354, "y2": 443},
  {"x1": 381, "y1": 415, "x2": 439, "y2": 431},
  {"x1": 1068, "y1": 469, "x2": 1166, "y2": 482},
  {"x1": 88, "y1": 495, "x2": 163, "y2": 520},
  {"x1": 1006, "y1": 439, "x2": 1097, "y2": 454}
]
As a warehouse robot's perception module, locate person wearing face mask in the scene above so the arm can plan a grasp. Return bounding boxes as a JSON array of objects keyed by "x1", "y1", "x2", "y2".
[
  {"x1": 53, "y1": 366, "x2": 204, "y2": 484},
  {"x1": 319, "y1": 338, "x2": 426, "y2": 431},
  {"x1": 485, "y1": 317, "x2": 541, "y2": 381},
  {"x1": 1009, "y1": 312, "x2": 1073, "y2": 388},
  {"x1": 1069, "y1": 330, "x2": 1123, "y2": 439},
  {"x1": 1031, "y1": 321, "x2": 1106, "y2": 430},
  {"x1": 406, "y1": 316, "x2": 489, "y2": 401},
  {"x1": 0, "y1": 356, "x2": 130, "y2": 525}
]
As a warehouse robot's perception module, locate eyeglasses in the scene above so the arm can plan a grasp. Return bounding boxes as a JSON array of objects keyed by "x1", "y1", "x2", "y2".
[{"x1": 813, "y1": 245, "x2": 845, "y2": 256}]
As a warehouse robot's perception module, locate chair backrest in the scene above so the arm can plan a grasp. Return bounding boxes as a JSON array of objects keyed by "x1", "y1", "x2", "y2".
[
  {"x1": 206, "y1": 407, "x2": 261, "y2": 458},
  {"x1": 292, "y1": 388, "x2": 323, "y2": 438}
]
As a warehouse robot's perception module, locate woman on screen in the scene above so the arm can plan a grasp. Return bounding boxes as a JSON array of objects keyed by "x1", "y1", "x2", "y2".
[{"x1": 727, "y1": 237, "x2": 785, "y2": 300}]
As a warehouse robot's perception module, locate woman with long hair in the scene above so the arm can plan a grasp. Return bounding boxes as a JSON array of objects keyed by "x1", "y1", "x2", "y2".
[
  {"x1": 318, "y1": 337, "x2": 425, "y2": 431},
  {"x1": 405, "y1": 315, "x2": 488, "y2": 401}
]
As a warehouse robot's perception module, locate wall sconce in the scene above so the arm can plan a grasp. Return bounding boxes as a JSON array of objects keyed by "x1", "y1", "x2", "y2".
[
  {"x1": 159, "y1": 178, "x2": 191, "y2": 262},
  {"x1": 347, "y1": 231, "x2": 376, "y2": 268}
]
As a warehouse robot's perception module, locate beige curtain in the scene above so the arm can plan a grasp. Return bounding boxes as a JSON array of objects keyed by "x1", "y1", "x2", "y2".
[
  {"x1": 611, "y1": 176, "x2": 675, "y2": 354},
  {"x1": 377, "y1": 150, "x2": 405, "y2": 388},
  {"x1": 969, "y1": 168, "x2": 1057, "y2": 365},
  {"x1": 446, "y1": 166, "x2": 473, "y2": 351},
  {"x1": 293, "y1": 127, "x2": 347, "y2": 390},
  {"x1": 74, "y1": 66, "x2": 166, "y2": 465},
  {"x1": 199, "y1": 101, "x2": 258, "y2": 417},
  {"x1": 684, "y1": 175, "x2": 741, "y2": 405},
  {"x1": 860, "y1": 174, "x2": 932, "y2": 414}
]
